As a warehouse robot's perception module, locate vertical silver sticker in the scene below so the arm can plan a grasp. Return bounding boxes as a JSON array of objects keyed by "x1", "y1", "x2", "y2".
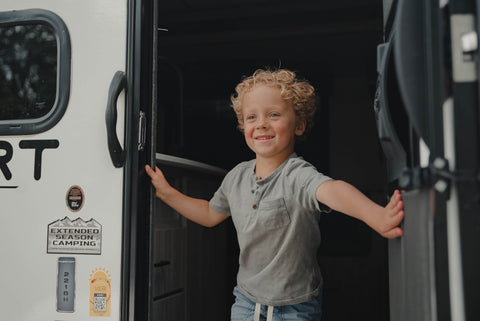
[{"x1": 57, "y1": 257, "x2": 75, "y2": 312}]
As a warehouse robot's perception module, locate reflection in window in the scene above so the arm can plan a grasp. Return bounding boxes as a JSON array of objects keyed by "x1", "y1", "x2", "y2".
[{"x1": 0, "y1": 23, "x2": 57, "y2": 121}]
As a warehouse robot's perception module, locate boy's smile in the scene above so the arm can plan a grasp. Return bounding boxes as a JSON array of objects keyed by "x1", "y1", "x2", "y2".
[
  {"x1": 255, "y1": 135, "x2": 274, "y2": 141},
  {"x1": 242, "y1": 85, "x2": 305, "y2": 166}
]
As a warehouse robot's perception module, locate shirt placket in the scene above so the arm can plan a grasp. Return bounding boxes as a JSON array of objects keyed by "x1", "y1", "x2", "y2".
[{"x1": 251, "y1": 175, "x2": 262, "y2": 210}]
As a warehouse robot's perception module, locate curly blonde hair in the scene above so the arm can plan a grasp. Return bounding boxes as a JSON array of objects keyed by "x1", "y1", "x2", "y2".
[{"x1": 231, "y1": 69, "x2": 316, "y2": 139}]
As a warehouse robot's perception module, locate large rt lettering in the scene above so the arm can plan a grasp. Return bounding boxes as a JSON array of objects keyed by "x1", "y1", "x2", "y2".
[
  {"x1": 19, "y1": 140, "x2": 59, "y2": 180},
  {"x1": 0, "y1": 140, "x2": 59, "y2": 181},
  {"x1": 0, "y1": 141, "x2": 13, "y2": 180}
]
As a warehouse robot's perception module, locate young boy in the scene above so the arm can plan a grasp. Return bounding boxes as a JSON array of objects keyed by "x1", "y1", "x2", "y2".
[{"x1": 145, "y1": 69, "x2": 404, "y2": 321}]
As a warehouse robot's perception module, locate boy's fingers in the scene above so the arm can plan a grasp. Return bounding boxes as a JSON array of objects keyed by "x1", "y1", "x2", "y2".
[
  {"x1": 145, "y1": 164, "x2": 159, "y2": 179},
  {"x1": 392, "y1": 210, "x2": 404, "y2": 224},
  {"x1": 384, "y1": 227, "x2": 403, "y2": 239},
  {"x1": 394, "y1": 200, "x2": 404, "y2": 212},
  {"x1": 387, "y1": 194, "x2": 399, "y2": 209},
  {"x1": 395, "y1": 191, "x2": 402, "y2": 201},
  {"x1": 145, "y1": 164, "x2": 153, "y2": 175}
]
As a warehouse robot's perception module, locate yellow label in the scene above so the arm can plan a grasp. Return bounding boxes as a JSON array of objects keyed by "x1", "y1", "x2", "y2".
[{"x1": 89, "y1": 267, "x2": 111, "y2": 317}]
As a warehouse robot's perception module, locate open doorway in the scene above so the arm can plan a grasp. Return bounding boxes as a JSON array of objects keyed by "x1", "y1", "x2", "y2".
[{"x1": 153, "y1": 1, "x2": 390, "y2": 320}]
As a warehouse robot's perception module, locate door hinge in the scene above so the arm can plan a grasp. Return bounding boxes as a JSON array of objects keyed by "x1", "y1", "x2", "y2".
[{"x1": 138, "y1": 111, "x2": 146, "y2": 151}]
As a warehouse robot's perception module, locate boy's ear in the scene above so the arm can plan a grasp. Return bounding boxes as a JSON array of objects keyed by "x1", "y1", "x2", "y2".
[{"x1": 295, "y1": 119, "x2": 307, "y2": 136}]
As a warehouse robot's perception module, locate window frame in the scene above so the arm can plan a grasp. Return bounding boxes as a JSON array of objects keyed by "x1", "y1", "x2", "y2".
[{"x1": 0, "y1": 9, "x2": 71, "y2": 135}]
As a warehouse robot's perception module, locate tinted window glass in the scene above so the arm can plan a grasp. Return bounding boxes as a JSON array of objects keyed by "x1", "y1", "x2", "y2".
[{"x1": 0, "y1": 23, "x2": 57, "y2": 121}]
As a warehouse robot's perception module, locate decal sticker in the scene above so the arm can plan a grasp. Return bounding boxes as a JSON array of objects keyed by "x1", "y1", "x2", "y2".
[
  {"x1": 66, "y1": 185, "x2": 85, "y2": 212},
  {"x1": 57, "y1": 257, "x2": 75, "y2": 313},
  {"x1": 89, "y1": 267, "x2": 111, "y2": 317},
  {"x1": 47, "y1": 217, "x2": 102, "y2": 255}
]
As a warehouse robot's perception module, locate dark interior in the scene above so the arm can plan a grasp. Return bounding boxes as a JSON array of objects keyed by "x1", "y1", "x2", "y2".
[{"x1": 154, "y1": 1, "x2": 391, "y2": 320}]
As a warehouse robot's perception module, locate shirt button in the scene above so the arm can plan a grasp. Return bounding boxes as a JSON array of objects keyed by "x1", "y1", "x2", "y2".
[
  {"x1": 251, "y1": 189, "x2": 254, "y2": 194},
  {"x1": 252, "y1": 204, "x2": 257, "y2": 209}
]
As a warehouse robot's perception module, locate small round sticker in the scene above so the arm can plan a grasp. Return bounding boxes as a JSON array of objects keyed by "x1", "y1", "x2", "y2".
[{"x1": 66, "y1": 185, "x2": 85, "y2": 212}]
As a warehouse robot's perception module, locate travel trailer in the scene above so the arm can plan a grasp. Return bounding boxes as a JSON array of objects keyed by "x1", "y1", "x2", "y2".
[{"x1": 0, "y1": 0, "x2": 478, "y2": 320}]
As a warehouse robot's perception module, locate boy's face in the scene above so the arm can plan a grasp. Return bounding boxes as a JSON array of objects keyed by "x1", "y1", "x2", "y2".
[{"x1": 242, "y1": 85, "x2": 305, "y2": 162}]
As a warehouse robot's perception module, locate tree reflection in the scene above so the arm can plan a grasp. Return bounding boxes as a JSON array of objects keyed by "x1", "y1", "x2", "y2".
[{"x1": 0, "y1": 23, "x2": 57, "y2": 121}]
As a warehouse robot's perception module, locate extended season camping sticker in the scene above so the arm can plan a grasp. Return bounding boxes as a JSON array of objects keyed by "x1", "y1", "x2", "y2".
[{"x1": 47, "y1": 217, "x2": 102, "y2": 255}]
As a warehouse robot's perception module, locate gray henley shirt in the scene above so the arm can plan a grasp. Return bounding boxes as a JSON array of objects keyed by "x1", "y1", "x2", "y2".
[{"x1": 209, "y1": 153, "x2": 332, "y2": 306}]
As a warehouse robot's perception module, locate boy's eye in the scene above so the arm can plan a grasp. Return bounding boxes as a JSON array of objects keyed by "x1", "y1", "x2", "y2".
[
  {"x1": 269, "y1": 112, "x2": 280, "y2": 118},
  {"x1": 246, "y1": 115, "x2": 256, "y2": 120}
]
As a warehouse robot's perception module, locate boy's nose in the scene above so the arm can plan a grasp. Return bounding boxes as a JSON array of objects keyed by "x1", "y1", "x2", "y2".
[{"x1": 256, "y1": 117, "x2": 268, "y2": 129}]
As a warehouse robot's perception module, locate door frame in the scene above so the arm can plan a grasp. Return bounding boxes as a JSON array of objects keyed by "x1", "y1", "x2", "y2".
[{"x1": 122, "y1": 0, "x2": 158, "y2": 320}]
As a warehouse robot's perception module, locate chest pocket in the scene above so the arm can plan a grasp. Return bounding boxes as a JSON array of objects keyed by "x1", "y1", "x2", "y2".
[{"x1": 256, "y1": 198, "x2": 290, "y2": 230}]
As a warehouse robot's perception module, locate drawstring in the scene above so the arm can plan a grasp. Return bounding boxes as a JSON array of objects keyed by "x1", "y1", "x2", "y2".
[
  {"x1": 254, "y1": 303, "x2": 261, "y2": 321},
  {"x1": 254, "y1": 303, "x2": 274, "y2": 321},
  {"x1": 267, "y1": 305, "x2": 274, "y2": 320}
]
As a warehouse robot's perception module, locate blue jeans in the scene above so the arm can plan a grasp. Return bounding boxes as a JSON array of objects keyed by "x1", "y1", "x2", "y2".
[{"x1": 231, "y1": 287, "x2": 322, "y2": 321}]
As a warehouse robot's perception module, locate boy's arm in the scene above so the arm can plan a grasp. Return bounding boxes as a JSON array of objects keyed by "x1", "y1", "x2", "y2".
[
  {"x1": 315, "y1": 180, "x2": 404, "y2": 239},
  {"x1": 145, "y1": 165, "x2": 228, "y2": 228}
]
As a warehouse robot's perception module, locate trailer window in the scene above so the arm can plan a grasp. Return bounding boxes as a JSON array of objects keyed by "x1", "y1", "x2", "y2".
[{"x1": 0, "y1": 10, "x2": 71, "y2": 135}]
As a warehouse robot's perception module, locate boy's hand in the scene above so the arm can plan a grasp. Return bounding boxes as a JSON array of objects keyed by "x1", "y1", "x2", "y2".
[
  {"x1": 379, "y1": 190, "x2": 405, "y2": 239},
  {"x1": 145, "y1": 165, "x2": 171, "y2": 199},
  {"x1": 145, "y1": 164, "x2": 227, "y2": 227},
  {"x1": 316, "y1": 180, "x2": 404, "y2": 239}
]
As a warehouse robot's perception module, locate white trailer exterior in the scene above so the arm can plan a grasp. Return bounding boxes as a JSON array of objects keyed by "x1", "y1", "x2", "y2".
[{"x1": 0, "y1": 1, "x2": 128, "y2": 320}]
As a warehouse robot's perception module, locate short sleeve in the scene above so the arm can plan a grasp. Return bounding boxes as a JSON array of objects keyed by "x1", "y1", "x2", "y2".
[
  {"x1": 209, "y1": 173, "x2": 232, "y2": 216},
  {"x1": 209, "y1": 187, "x2": 231, "y2": 216},
  {"x1": 287, "y1": 159, "x2": 333, "y2": 213}
]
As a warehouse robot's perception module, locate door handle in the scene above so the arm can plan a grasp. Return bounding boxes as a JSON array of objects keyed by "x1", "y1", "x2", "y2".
[{"x1": 105, "y1": 71, "x2": 126, "y2": 168}]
